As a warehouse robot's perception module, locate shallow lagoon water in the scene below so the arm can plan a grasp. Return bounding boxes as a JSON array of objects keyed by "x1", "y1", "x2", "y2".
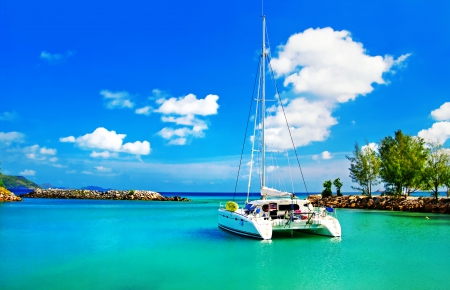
[{"x1": 1, "y1": 195, "x2": 449, "y2": 289}]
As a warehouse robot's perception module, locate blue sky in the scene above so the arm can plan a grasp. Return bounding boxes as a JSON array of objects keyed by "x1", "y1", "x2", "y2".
[{"x1": 1, "y1": 0, "x2": 450, "y2": 192}]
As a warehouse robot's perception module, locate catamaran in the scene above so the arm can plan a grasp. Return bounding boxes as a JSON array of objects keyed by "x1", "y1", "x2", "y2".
[{"x1": 217, "y1": 14, "x2": 341, "y2": 240}]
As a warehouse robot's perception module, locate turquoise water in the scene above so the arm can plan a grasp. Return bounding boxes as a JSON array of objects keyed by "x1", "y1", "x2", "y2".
[{"x1": 1, "y1": 195, "x2": 449, "y2": 290}]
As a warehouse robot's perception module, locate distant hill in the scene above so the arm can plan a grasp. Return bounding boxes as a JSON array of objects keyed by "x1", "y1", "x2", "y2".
[
  {"x1": 1, "y1": 175, "x2": 41, "y2": 189},
  {"x1": 39, "y1": 183, "x2": 53, "y2": 189},
  {"x1": 80, "y1": 186, "x2": 112, "y2": 192}
]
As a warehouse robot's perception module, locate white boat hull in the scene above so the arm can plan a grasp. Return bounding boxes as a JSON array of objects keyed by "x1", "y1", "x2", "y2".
[
  {"x1": 218, "y1": 209, "x2": 272, "y2": 239},
  {"x1": 218, "y1": 207, "x2": 341, "y2": 240}
]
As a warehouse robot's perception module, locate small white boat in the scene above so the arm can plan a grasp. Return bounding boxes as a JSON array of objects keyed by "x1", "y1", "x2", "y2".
[{"x1": 217, "y1": 13, "x2": 341, "y2": 240}]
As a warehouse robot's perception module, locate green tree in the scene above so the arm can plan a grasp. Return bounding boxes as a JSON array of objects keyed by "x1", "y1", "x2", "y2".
[
  {"x1": 379, "y1": 130, "x2": 428, "y2": 196},
  {"x1": 322, "y1": 180, "x2": 332, "y2": 198},
  {"x1": 422, "y1": 143, "x2": 450, "y2": 200},
  {"x1": 333, "y1": 178, "x2": 343, "y2": 196},
  {"x1": 347, "y1": 141, "x2": 381, "y2": 197}
]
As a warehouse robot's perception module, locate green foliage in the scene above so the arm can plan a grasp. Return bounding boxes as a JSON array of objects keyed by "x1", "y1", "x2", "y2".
[
  {"x1": 0, "y1": 175, "x2": 41, "y2": 189},
  {"x1": 333, "y1": 178, "x2": 343, "y2": 196},
  {"x1": 129, "y1": 189, "x2": 135, "y2": 195},
  {"x1": 322, "y1": 180, "x2": 332, "y2": 198},
  {"x1": 379, "y1": 130, "x2": 428, "y2": 196},
  {"x1": 347, "y1": 141, "x2": 381, "y2": 197},
  {"x1": 421, "y1": 142, "x2": 450, "y2": 200}
]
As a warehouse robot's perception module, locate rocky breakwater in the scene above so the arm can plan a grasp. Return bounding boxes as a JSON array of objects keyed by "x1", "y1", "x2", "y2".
[
  {"x1": 307, "y1": 195, "x2": 450, "y2": 214},
  {"x1": 23, "y1": 188, "x2": 190, "y2": 201},
  {"x1": 0, "y1": 187, "x2": 22, "y2": 202}
]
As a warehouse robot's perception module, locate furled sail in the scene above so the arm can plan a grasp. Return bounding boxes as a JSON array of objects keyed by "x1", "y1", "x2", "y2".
[{"x1": 260, "y1": 186, "x2": 293, "y2": 197}]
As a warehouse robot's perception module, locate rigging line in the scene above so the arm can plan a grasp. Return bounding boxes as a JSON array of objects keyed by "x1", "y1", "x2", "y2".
[
  {"x1": 267, "y1": 55, "x2": 309, "y2": 194},
  {"x1": 272, "y1": 151, "x2": 286, "y2": 193},
  {"x1": 233, "y1": 56, "x2": 262, "y2": 201},
  {"x1": 286, "y1": 150, "x2": 295, "y2": 194}
]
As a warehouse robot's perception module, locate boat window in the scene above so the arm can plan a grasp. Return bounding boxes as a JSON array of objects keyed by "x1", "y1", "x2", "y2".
[
  {"x1": 278, "y1": 204, "x2": 300, "y2": 211},
  {"x1": 269, "y1": 203, "x2": 277, "y2": 210}
]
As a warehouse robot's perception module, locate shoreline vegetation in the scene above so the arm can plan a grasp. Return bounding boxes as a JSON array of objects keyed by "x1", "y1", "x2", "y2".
[
  {"x1": 20, "y1": 189, "x2": 191, "y2": 201},
  {"x1": 308, "y1": 194, "x2": 450, "y2": 214}
]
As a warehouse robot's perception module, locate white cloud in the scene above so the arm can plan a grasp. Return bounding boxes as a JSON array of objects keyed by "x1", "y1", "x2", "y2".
[
  {"x1": 264, "y1": 98, "x2": 337, "y2": 150},
  {"x1": 431, "y1": 102, "x2": 450, "y2": 121},
  {"x1": 312, "y1": 151, "x2": 333, "y2": 160},
  {"x1": 20, "y1": 169, "x2": 35, "y2": 176},
  {"x1": 361, "y1": 142, "x2": 379, "y2": 152},
  {"x1": 156, "y1": 94, "x2": 219, "y2": 145},
  {"x1": 321, "y1": 151, "x2": 332, "y2": 159},
  {"x1": 40, "y1": 147, "x2": 57, "y2": 155},
  {"x1": 270, "y1": 27, "x2": 410, "y2": 103},
  {"x1": 95, "y1": 166, "x2": 112, "y2": 172},
  {"x1": 0, "y1": 111, "x2": 18, "y2": 121},
  {"x1": 82, "y1": 171, "x2": 93, "y2": 175},
  {"x1": 156, "y1": 94, "x2": 219, "y2": 116},
  {"x1": 262, "y1": 27, "x2": 410, "y2": 149},
  {"x1": 158, "y1": 126, "x2": 206, "y2": 145},
  {"x1": 40, "y1": 50, "x2": 74, "y2": 62},
  {"x1": 40, "y1": 51, "x2": 63, "y2": 61},
  {"x1": 90, "y1": 151, "x2": 119, "y2": 158},
  {"x1": 418, "y1": 121, "x2": 450, "y2": 144},
  {"x1": 121, "y1": 141, "x2": 151, "y2": 154},
  {"x1": 266, "y1": 165, "x2": 279, "y2": 172},
  {"x1": 24, "y1": 145, "x2": 57, "y2": 161},
  {"x1": 60, "y1": 136, "x2": 75, "y2": 142},
  {"x1": 135, "y1": 106, "x2": 153, "y2": 115},
  {"x1": 101, "y1": 90, "x2": 135, "y2": 109},
  {"x1": 168, "y1": 138, "x2": 187, "y2": 145},
  {"x1": 60, "y1": 127, "x2": 151, "y2": 155},
  {"x1": 0, "y1": 131, "x2": 24, "y2": 145}
]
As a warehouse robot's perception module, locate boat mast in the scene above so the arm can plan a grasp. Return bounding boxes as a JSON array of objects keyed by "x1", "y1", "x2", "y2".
[{"x1": 261, "y1": 15, "x2": 266, "y2": 188}]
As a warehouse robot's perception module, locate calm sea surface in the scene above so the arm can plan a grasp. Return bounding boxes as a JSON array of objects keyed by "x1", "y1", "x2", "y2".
[{"x1": 1, "y1": 193, "x2": 449, "y2": 290}]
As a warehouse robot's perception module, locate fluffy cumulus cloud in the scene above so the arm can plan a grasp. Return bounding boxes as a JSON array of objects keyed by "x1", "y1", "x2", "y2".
[
  {"x1": 361, "y1": 142, "x2": 379, "y2": 152},
  {"x1": 418, "y1": 122, "x2": 450, "y2": 144},
  {"x1": 0, "y1": 131, "x2": 24, "y2": 145},
  {"x1": 156, "y1": 94, "x2": 219, "y2": 116},
  {"x1": 431, "y1": 102, "x2": 450, "y2": 121},
  {"x1": 60, "y1": 127, "x2": 151, "y2": 156},
  {"x1": 270, "y1": 27, "x2": 410, "y2": 103},
  {"x1": 321, "y1": 151, "x2": 332, "y2": 159},
  {"x1": 24, "y1": 145, "x2": 58, "y2": 161},
  {"x1": 266, "y1": 27, "x2": 410, "y2": 149},
  {"x1": 20, "y1": 169, "x2": 35, "y2": 176},
  {"x1": 312, "y1": 151, "x2": 333, "y2": 160},
  {"x1": 156, "y1": 94, "x2": 219, "y2": 145},
  {"x1": 101, "y1": 90, "x2": 135, "y2": 109},
  {"x1": 265, "y1": 98, "x2": 337, "y2": 150},
  {"x1": 418, "y1": 102, "x2": 450, "y2": 144},
  {"x1": 60, "y1": 136, "x2": 75, "y2": 142}
]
